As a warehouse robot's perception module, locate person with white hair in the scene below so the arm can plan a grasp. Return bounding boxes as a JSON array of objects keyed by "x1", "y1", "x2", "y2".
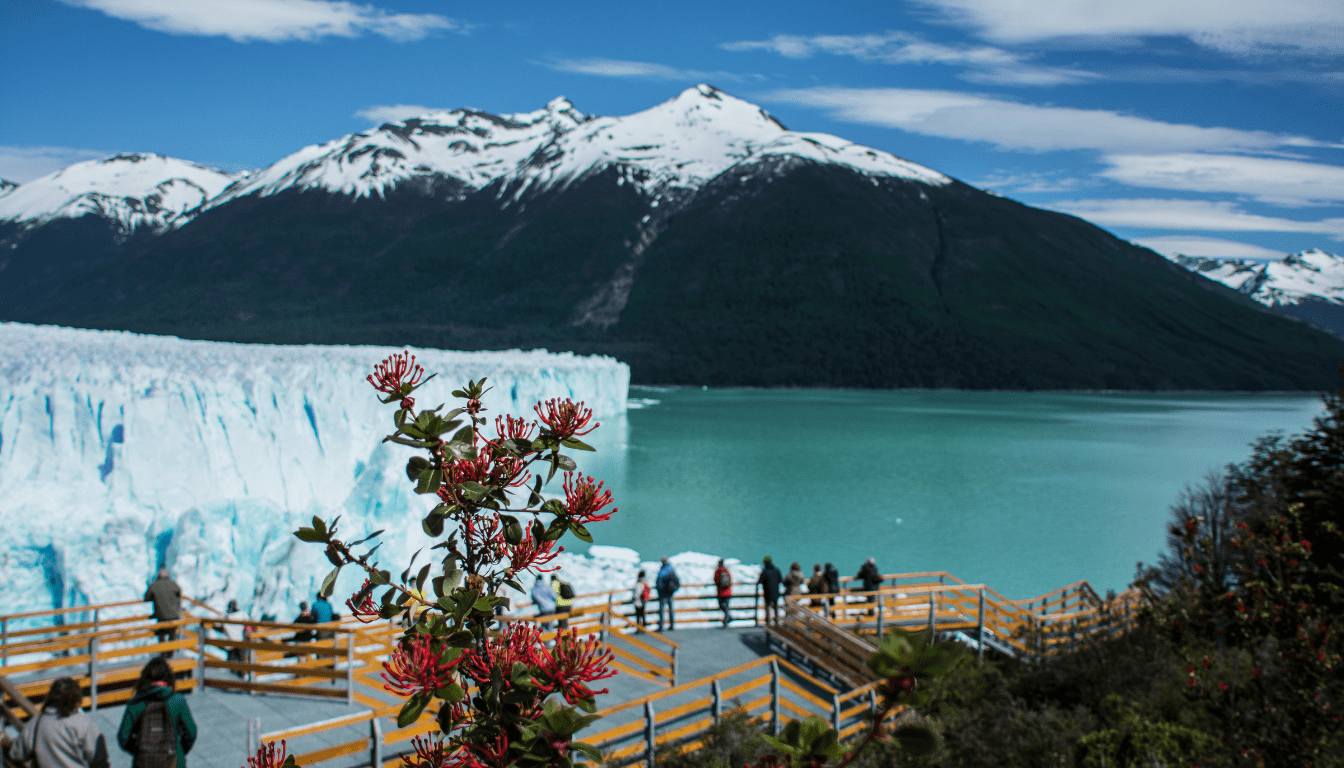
[{"x1": 144, "y1": 567, "x2": 182, "y2": 656}]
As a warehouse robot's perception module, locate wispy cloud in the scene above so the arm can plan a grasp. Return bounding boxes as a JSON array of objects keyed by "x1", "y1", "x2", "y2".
[
  {"x1": 1100, "y1": 154, "x2": 1344, "y2": 207},
  {"x1": 542, "y1": 58, "x2": 745, "y2": 82},
  {"x1": 914, "y1": 0, "x2": 1344, "y2": 55},
  {"x1": 62, "y1": 0, "x2": 460, "y2": 43},
  {"x1": 1047, "y1": 198, "x2": 1344, "y2": 240},
  {"x1": 762, "y1": 86, "x2": 1331, "y2": 154},
  {"x1": 354, "y1": 104, "x2": 446, "y2": 124},
  {"x1": 722, "y1": 31, "x2": 1096, "y2": 86},
  {"x1": 970, "y1": 170, "x2": 1090, "y2": 194},
  {"x1": 0, "y1": 146, "x2": 108, "y2": 184},
  {"x1": 1129, "y1": 235, "x2": 1286, "y2": 260}
]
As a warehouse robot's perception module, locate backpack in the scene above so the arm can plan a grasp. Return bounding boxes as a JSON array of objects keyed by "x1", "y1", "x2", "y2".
[
  {"x1": 558, "y1": 581, "x2": 574, "y2": 600},
  {"x1": 715, "y1": 569, "x2": 731, "y2": 589},
  {"x1": 133, "y1": 700, "x2": 177, "y2": 768},
  {"x1": 641, "y1": 583, "x2": 650, "y2": 602}
]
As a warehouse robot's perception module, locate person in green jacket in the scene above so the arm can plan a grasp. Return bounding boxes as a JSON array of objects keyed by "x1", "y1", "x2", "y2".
[{"x1": 117, "y1": 658, "x2": 197, "y2": 768}]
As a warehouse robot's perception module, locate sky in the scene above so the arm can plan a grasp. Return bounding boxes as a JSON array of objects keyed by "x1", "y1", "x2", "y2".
[{"x1": 2, "y1": 0, "x2": 1342, "y2": 259}]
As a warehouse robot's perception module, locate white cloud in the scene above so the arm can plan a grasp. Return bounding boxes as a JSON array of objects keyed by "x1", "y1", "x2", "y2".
[
  {"x1": 63, "y1": 0, "x2": 459, "y2": 43},
  {"x1": 0, "y1": 146, "x2": 108, "y2": 184},
  {"x1": 543, "y1": 58, "x2": 742, "y2": 82},
  {"x1": 1100, "y1": 153, "x2": 1344, "y2": 207},
  {"x1": 354, "y1": 104, "x2": 444, "y2": 124},
  {"x1": 971, "y1": 170, "x2": 1089, "y2": 194},
  {"x1": 1129, "y1": 235, "x2": 1285, "y2": 260},
  {"x1": 1046, "y1": 198, "x2": 1344, "y2": 240},
  {"x1": 915, "y1": 0, "x2": 1344, "y2": 55},
  {"x1": 762, "y1": 86, "x2": 1329, "y2": 154},
  {"x1": 722, "y1": 31, "x2": 1096, "y2": 86}
]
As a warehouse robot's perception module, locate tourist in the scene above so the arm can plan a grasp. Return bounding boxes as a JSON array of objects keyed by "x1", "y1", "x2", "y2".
[
  {"x1": 757, "y1": 556, "x2": 783, "y2": 626},
  {"x1": 290, "y1": 601, "x2": 317, "y2": 643},
  {"x1": 655, "y1": 557, "x2": 680, "y2": 632},
  {"x1": 807, "y1": 564, "x2": 827, "y2": 608},
  {"x1": 312, "y1": 592, "x2": 336, "y2": 640},
  {"x1": 713, "y1": 559, "x2": 733, "y2": 628},
  {"x1": 222, "y1": 599, "x2": 248, "y2": 676},
  {"x1": 144, "y1": 567, "x2": 181, "y2": 656},
  {"x1": 532, "y1": 574, "x2": 556, "y2": 629},
  {"x1": 631, "y1": 571, "x2": 650, "y2": 628},
  {"x1": 117, "y1": 658, "x2": 197, "y2": 768},
  {"x1": 823, "y1": 563, "x2": 840, "y2": 595},
  {"x1": 857, "y1": 557, "x2": 884, "y2": 615},
  {"x1": 3, "y1": 677, "x2": 109, "y2": 768},
  {"x1": 551, "y1": 574, "x2": 575, "y2": 629},
  {"x1": 784, "y1": 562, "x2": 806, "y2": 602}
]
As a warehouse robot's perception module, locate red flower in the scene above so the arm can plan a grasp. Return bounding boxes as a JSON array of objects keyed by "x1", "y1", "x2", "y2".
[
  {"x1": 507, "y1": 535, "x2": 563, "y2": 574},
  {"x1": 534, "y1": 399, "x2": 597, "y2": 440},
  {"x1": 368, "y1": 352, "x2": 424, "y2": 395},
  {"x1": 383, "y1": 633, "x2": 463, "y2": 698},
  {"x1": 1218, "y1": 681, "x2": 1228, "y2": 691},
  {"x1": 562, "y1": 472, "x2": 616, "y2": 525},
  {"x1": 247, "y1": 741, "x2": 288, "y2": 768},
  {"x1": 534, "y1": 629, "x2": 616, "y2": 704},
  {"x1": 404, "y1": 736, "x2": 480, "y2": 768},
  {"x1": 461, "y1": 622, "x2": 545, "y2": 686},
  {"x1": 346, "y1": 580, "x2": 381, "y2": 624},
  {"x1": 494, "y1": 415, "x2": 536, "y2": 443},
  {"x1": 464, "y1": 733, "x2": 511, "y2": 768}
]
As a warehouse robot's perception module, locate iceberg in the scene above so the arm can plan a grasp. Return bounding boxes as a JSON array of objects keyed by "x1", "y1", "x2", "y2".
[{"x1": 0, "y1": 323, "x2": 629, "y2": 623}]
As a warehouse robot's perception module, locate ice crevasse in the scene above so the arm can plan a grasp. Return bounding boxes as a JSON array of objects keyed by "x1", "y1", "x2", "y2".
[{"x1": 0, "y1": 323, "x2": 630, "y2": 622}]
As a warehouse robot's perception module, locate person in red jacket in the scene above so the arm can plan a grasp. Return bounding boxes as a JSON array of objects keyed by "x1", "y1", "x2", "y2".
[{"x1": 713, "y1": 559, "x2": 733, "y2": 628}]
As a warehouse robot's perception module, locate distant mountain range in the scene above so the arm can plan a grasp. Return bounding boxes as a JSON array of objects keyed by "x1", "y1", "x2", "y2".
[
  {"x1": 1164, "y1": 249, "x2": 1344, "y2": 338},
  {"x1": 3, "y1": 85, "x2": 1342, "y2": 390}
]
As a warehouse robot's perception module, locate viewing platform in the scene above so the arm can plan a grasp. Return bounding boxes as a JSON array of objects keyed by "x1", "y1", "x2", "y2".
[{"x1": 1, "y1": 572, "x2": 1142, "y2": 768}]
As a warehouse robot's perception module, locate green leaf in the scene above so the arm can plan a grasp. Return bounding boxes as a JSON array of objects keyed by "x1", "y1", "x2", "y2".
[
  {"x1": 892, "y1": 724, "x2": 939, "y2": 756},
  {"x1": 311, "y1": 516, "x2": 327, "y2": 535},
  {"x1": 574, "y1": 697, "x2": 597, "y2": 714},
  {"x1": 555, "y1": 454, "x2": 577, "y2": 472},
  {"x1": 405, "y1": 456, "x2": 431, "y2": 482},
  {"x1": 436, "y1": 682, "x2": 465, "y2": 703},
  {"x1": 452, "y1": 426, "x2": 474, "y2": 444},
  {"x1": 415, "y1": 563, "x2": 432, "y2": 593},
  {"x1": 501, "y1": 515, "x2": 524, "y2": 545},
  {"x1": 570, "y1": 523, "x2": 593, "y2": 544},
  {"x1": 398, "y1": 692, "x2": 430, "y2": 728},
  {"x1": 370, "y1": 570, "x2": 391, "y2": 586},
  {"x1": 415, "y1": 468, "x2": 442, "y2": 495},
  {"x1": 319, "y1": 566, "x2": 340, "y2": 598},
  {"x1": 561, "y1": 438, "x2": 595, "y2": 452},
  {"x1": 569, "y1": 742, "x2": 602, "y2": 762},
  {"x1": 294, "y1": 527, "x2": 325, "y2": 543},
  {"x1": 541, "y1": 499, "x2": 566, "y2": 515},
  {"x1": 422, "y1": 514, "x2": 445, "y2": 537},
  {"x1": 544, "y1": 519, "x2": 568, "y2": 541}
]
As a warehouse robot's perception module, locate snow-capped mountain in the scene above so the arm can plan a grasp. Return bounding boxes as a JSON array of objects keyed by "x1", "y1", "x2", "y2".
[
  {"x1": 1167, "y1": 249, "x2": 1344, "y2": 336},
  {"x1": 200, "y1": 85, "x2": 949, "y2": 213},
  {"x1": 0, "y1": 153, "x2": 237, "y2": 235},
  {"x1": 0, "y1": 179, "x2": 16, "y2": 197},
  {"x1": 0, "y1": 322, "x2": 629, "y2": 621}
]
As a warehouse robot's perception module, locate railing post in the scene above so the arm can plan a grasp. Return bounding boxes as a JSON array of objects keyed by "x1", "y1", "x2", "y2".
[
  {"x1": 671, "y1": 646, "x2": 678, "y2": 687},
  {"x1": 644, "y1": 702, "x2": 656, "y2": 768},
  {"x1": 88, "y1": 637, "x2": 99, "y2": 712},
  {"x1": 876, "y1": 596, "x2": 885, "y2": 638},
  {"x1": 93, "y1": 607, "x2": 101, "y2": 634},
  {"x1": 831, "y1": 693, "x2": 841, "y2": 731},
  {"x1": 370, "y1": 717, "x2": 383, "y2": 768},
  {"x1": 927, "y1": 590, "x2": 936, "y2": 637},
  {"x1": 770, "y1": 659, "x2": 780, "y2": 736},
  {"x1": 600, "y1": 610, "x2": 609, "y2": 644},
  {"x1": 754, "y1": 587, "x2": 760, "y2": 627},
  {"x1": 711, "y1": 679, "x2": 722, "y2": 722},
  {"x1": 977, "y1": 588, "x2": 985, "y2": 666},
  {"x1": 195, "y1": 620, "x2": 207, "y2": 693},
  {"x1": 2, "y1": 617, "x2": 7, "y2": 666},
  {"x1": 246, "y1": 718, "x2": 260, "y2": 757},
  {"x1": 346, "y1": 631, "x2": 355, "y2": 705}
]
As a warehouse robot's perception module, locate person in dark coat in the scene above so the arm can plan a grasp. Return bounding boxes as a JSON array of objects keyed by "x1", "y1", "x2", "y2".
[
  {"x1": 117, "y1": 658, "x2": 197, "y2": 768},
  {"x1": 4, "y1": 677, "x2": 109, "y2": 768},
  {"x1": 857, "y1": 557, "x2": 883, "y2": 614},
  {"x1": 757, "y1": 556, "x2": 783, "y2": 626},
  {"x1": 655, "y1": 557, "x2": 680, "y2": 632},
  {"x1": 823, "y1": 563, "x2": 840, "y2": 595},
  {"x1": 290, "y1": 602, "x2": 317, "y2": 643},
  {"x1": 144, "y1": 568, "x2": 181, "y2": 656}
]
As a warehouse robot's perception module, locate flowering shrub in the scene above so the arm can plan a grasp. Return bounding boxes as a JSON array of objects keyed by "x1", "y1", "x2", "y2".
[{"x1": 282, "y1": 356, "x2": 617, "y2": 768}]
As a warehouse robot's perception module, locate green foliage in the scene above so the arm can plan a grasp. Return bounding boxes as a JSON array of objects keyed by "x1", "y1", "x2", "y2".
[
  {"x1": 761, "y1": 717, "x2": 846, "y2": 766},
  {"x1": 1076, "y1": 697, "x2": 1217, "y2": 768}
]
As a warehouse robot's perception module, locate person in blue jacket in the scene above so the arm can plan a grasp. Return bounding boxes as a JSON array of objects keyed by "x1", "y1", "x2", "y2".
[
  {"x1": 655, "y1": 557, "x2": 680, "y2": 632},
  {"x1": 117, "y1": 658, "x2": 197, "y2": 768}
]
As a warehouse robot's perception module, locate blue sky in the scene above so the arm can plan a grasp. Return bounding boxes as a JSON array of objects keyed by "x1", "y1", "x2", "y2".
[{"x1": 2, "y1": 0, "x2": 1342, "y2": 259}]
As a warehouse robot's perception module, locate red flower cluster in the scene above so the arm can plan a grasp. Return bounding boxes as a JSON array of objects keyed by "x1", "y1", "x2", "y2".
[
  {"x1": 368, "y1": 352, "x2": 425, "y2": 395},
  {"x1": 346, "y1": 580, "x2": 381, "y2": 623},
  {"x1": 562, "y1": 472, "x2": 616, "y2": 525},
  {"x1": 383, "y1": 633, "x2": 464, "y2": 698},
  {"x1": 507, "y1": 534, "x2": 563, "y2": 574},
  {"x1": 494, "y1": 414, "x2": 536, "y2": 443},
  {"x1": 534, "y1": 630, "x2": 616, "y2": 704},
  {"x1": 246, "y1": 741, "x2": 288, "y2": 768},
  {"x1": 462, "y1": 622, "x2": 546, "y2": 687},
  {"x1": 534, "y1": 399, "x2": 597, "y2": 440}
]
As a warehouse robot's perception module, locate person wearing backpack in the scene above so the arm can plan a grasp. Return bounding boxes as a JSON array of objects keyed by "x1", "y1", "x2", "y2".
[
  {"x1": 551, "y1": 575, "x2": 575, "y2": 629},
  {"x1": 713, "y1": 560, "x2": 733, "y2": 628},
  {"x1": 3, "y1": 677, "x2": 109, "y2": 768},
  {"x1": 655, "y1": 557, "x2": 680, "y2": 632},
  {"x1": 631, "y1": 571, "x2": 650, "y2": 628},
  {"x1": 117, "y1": 658, "x2": 197, "y2": 768}
]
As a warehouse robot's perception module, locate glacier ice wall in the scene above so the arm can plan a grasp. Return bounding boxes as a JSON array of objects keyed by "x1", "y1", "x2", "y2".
[{"x1": 0, "y1": 323, "x2": 629, "y2": 622}]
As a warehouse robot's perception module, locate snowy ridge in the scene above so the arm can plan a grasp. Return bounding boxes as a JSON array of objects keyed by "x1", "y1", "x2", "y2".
[
  {"x1": 0, "y1": 323, "x2": 629, "y2": 621},
  {"x1": 202, "y1": 85, "x2": 950, "y2": 212},
  {"x1": 0, "y1": 179, "x2": 15, "y2": 197},
  {"x1": 1168, "y1": 249, "x2": 1344, "y2": 307},
  {"x1": 0, "y1": 154, "x2": 237, "y2": 233}
]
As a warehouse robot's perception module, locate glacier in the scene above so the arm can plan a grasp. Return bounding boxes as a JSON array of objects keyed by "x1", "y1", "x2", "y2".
[{"x1": 0, "y1": 323, "x2": 629, "y2": 624}]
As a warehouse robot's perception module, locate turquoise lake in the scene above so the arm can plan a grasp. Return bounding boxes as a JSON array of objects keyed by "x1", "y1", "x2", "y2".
[{"x1": 571, "y1": 388, "x2": 1324, "y2": 600}]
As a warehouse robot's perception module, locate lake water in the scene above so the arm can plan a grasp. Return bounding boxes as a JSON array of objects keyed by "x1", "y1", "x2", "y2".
[{"x1": 570, "y1": 388, "x2": 1324, "y2": 600}]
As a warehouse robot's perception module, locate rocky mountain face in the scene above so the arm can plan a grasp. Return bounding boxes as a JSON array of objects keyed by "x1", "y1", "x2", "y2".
[
  {"x1": 3, "y1": 87, "x2": 1343, "y2": 389},
  {"x1": 1168, "y1": 249, "x2": 1344, "y2": 337}
]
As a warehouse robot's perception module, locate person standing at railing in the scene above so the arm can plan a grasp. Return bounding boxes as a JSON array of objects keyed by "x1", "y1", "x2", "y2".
[
  {"x1": 857, "y1": 557, "x2": 884, "y2": 615},
  {"x1": 823, "y1": 563, "x2": 840, "y2": 598},
  {"x1": 713, "y1": 560, "x2": 733, "y2": 628},
  {"x1": 551, "y1": 575, "x2": 575, "y2": 629},
  {"x1": 532, "y1": 575, "x2": 556, "y2": 629},
  {"x1": 117, "y1": 658, "x2": 196, "y2": 768},
  {"x1": 144, "y1": 568, "x2": 181, "y2": 658},
  {"x1": 631, "y1": 571, "x2": 650, "y2": 628},
  {"x1": 807, "y1": 564, "x2": 827, "y2": 608},
  {"x1": 757, "y1": 556, "x2": 782, "y2": 626},
  {"x1": 311, "y1": 593, "x2": 338, "y2": 640},
  {"x1": 655, "y1": 557, "x2": 680, "y2": 632},
  {"x1": 222, "y1": 600, "x2": 248, "y2": 678},
  {"x1": 3, "y1": 677, "x2": 109, "y2": 768},
  {"x1": 784, "y1": 562, "x2": 805, "y2": 600}
]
